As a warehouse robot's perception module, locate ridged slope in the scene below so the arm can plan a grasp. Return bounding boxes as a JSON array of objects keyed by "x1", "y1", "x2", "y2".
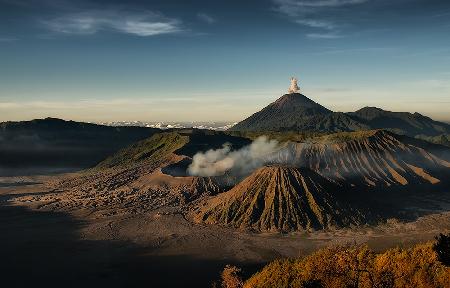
[
  {"x1": 184, "y1": 177, "x2": 222, "y2": 201},
  {"x1": 279, "y1": 130, "x2": 450, "y2": 187},
  {"x1": 194, "y1": 166, "x2": 368, "y2": 231}
]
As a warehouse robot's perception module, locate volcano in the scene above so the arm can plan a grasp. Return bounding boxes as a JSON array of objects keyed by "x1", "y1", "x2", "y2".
[
  {"x1": 230, "y1": 93, "x2": 368, "y2": 133},
  {"x1": 193, "y1": 166, "x2": 370, "y2": 232},
  {"x1": 230, "y1": 93, "x2": 450, "y2": 137}
]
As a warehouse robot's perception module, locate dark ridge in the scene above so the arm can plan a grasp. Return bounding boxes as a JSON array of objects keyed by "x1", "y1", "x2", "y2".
[
  {"x1": 347, "y1": 107, "x2": 450, "y2": 137},
  {"x1": 0, "y1": 117, "x2": 160, "y2": 176}
]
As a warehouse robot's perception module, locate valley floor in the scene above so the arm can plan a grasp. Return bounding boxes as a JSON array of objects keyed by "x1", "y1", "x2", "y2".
[{"x1": 1, "y1": 176, "x2": 450, "y2": 288}]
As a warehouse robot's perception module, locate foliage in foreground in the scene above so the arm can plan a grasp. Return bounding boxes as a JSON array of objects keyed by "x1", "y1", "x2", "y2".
[
  {"x1": 222, "y1": 237, "x2": 450, "y2": 288},
  {"x1": 218, "y1": 265, "x2": 244, "y2": 288}
]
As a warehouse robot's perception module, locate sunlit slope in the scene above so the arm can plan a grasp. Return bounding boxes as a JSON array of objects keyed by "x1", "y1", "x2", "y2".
[
  {"x1": 96, "y1": 132, "x2": 189, "y2": 169},
  {"x1": 280, "y1": 130, "x2": 450, "y2": 187},
  {"x1": 194, "y1": 166, "x2": 370, "y2": 231}
]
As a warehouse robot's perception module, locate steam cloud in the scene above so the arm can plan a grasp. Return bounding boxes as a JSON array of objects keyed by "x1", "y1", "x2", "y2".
[
  {"x1": 288, "y1": 77, "x2": 300, "y2": 93},
  {"x1": 187, "y1": 136, "x2": 280, "y2": 177}
]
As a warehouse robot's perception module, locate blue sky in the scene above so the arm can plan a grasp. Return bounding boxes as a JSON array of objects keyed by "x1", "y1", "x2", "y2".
[{"x1": 1, "y1": 0, "x2": 450, "y2": 122}]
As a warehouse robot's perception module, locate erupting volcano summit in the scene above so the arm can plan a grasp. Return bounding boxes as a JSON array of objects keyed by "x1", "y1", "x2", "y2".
[{"x1": 288, "y1": 77, "x2": 300, "y2": 94}]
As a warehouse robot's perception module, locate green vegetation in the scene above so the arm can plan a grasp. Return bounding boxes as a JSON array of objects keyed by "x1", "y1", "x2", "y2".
[
  {"x1": 95, "y1": 132, "x2": 189, "y2": 169},
  {"x1": 225, "y1": 130, "x2": 326, "y2": 143},
  {"x1": 238, "y1": 236, "x2": 450, "y2": 288},
  {"x1": 312, "y1": 130, "x2": 385, "y2": 144},
  {"x1": 226, "y1": 129, "x2": 387, "y2": 144},
  {"x1": 415, "y1": 134, "x2": 450, "y2": 147},
  {"x1": 228, "y1": 129, "x2": 450, "y2": 148}
]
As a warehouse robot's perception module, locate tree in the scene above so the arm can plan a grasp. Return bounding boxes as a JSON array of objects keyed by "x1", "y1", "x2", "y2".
[{"x1": 433, "y1": 233, "x2": 450, "y2": 266}]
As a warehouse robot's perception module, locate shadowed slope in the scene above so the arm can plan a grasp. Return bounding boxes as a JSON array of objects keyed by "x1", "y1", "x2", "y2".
[
  {"x1": 194, "y1": 166, "x2": 369, "y2": 232},
  {"x1": 0, "y1": 117, "x2": 159, "y2": 176},
  {"x1": 348, "y1": 107, "x2": 450, "y2": 136},
  {"x1": 231, "y1": 93, "x2": 355, "y2": 132}
]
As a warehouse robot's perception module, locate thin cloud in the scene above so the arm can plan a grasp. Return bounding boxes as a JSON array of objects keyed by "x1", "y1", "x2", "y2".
[
  {"x1": 274, "y1": 0, "x2": 368, "y2": 13},
  {"x1": 197, "y1": 13, "x2": 216, "y2": 24},
  {"x1": 312, "y1": 47, "x2": 394, "y2": 54},
  {"x1": 0, "y1": 37, "x2": 18, "y2": 42},
  {"x1": 295, "y1": 19, "x2": 335, "y2": 29},
  {"x1": 307, "y1": 33, "x2": 344, "y2": 39},
  {"x1": 273, "y1": 0, "x2": 369, "y2": 38},
  {"x1": 43, "y1": 9, "x2": 181, "y2": 36},
  {"x1": 431, "y1": 11, "x2": 450, "y2": 18},
  {"x1": 412, "y1": 79, "x2": 450, "y2": 89}
]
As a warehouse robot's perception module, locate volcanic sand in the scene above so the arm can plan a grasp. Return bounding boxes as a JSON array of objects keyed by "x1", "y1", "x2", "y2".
[{"x1": 1, "y1": 173, "x2": 450, "y2": 288}]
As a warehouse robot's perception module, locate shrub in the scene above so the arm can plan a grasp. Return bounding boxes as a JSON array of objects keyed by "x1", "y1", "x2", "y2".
[
  {"x1": 221, "y1": 265, "x2": 243, "y2": 288},
  {"x1": 243, "y1": 241, "x2": 450, "y2": 288}
]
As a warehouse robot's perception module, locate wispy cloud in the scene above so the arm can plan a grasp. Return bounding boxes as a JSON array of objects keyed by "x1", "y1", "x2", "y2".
[
  {"x1": 0, "y1": 97, "x2": 201, "y2": 111},
  {"x1": 0, "y1": 37, "x2": 18, "y2": 42},
  {"x1": 306, "y1": 32, "x2": 343, "y2": 39},
  {"x1": 312, "y1": 47, "x2": 394, "y2": 54},
  {"x1": 272, "y1": 0, "x2": 369, "y2": 38},
  {"x1": 431, "y1": 11, "x2": 450, "y2": 18},
  {"x1": 295, "y1": 19, "x2": 335, "y2": 29},
  {"x1": 274, "y1": 0, "x2": 368, "y2": 14},
  {"x1": 411, "y1": 79, "x2": 450, "y2": 89},
  {"x1": 197, "y1": 13, "x2": 216, "y2": 24},
  {"x1": 43, "y1": 9, "x2": 181, "y2": 36}
]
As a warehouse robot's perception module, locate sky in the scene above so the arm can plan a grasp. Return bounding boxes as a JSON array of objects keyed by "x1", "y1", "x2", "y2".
[{"x1": 1, "y1": 0, "x2": 450, "y2": 123}]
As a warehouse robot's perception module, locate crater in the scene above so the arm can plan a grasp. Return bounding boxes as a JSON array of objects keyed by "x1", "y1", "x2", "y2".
[{"x1": 161, "y1": 158, "x2": 192, "y2": 177}]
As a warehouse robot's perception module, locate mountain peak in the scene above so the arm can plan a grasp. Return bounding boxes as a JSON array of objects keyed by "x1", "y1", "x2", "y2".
[
  {"x1": 356, "y1": 106, "x2": 384, "y2": 112},
  {"x1": 273, "y1": 93, "x2": 328, "y2": 110},
  {"x1": 230, "y1": 93, "x2": 332, "y2": 132}
]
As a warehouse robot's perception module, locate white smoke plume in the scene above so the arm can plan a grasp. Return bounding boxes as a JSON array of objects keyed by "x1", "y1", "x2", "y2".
[
  {"x1": 187, "y1": 136, "x2": 280, "y2": 177},
  {"x1": 288, "y1": 77, "x2": 300, "y2": 94}
]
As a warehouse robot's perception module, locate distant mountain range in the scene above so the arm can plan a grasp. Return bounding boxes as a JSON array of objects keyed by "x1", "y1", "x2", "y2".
[
  {"x1": 230, "y1": 93, "x2": 450, "y2": 138},
  {"x1": 99, "y1": 120, "x2": 236, "y2": 131}
]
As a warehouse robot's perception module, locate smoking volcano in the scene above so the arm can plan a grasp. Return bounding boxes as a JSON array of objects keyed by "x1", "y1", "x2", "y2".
[{"x1": 230, "y1": 78, "x2": 450, "y2": 137}]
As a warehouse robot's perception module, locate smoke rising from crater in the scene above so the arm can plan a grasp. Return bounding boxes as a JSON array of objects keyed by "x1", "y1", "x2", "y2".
[{"x1": 187, "y1": 136, "x2": 281, "y2": 177}]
